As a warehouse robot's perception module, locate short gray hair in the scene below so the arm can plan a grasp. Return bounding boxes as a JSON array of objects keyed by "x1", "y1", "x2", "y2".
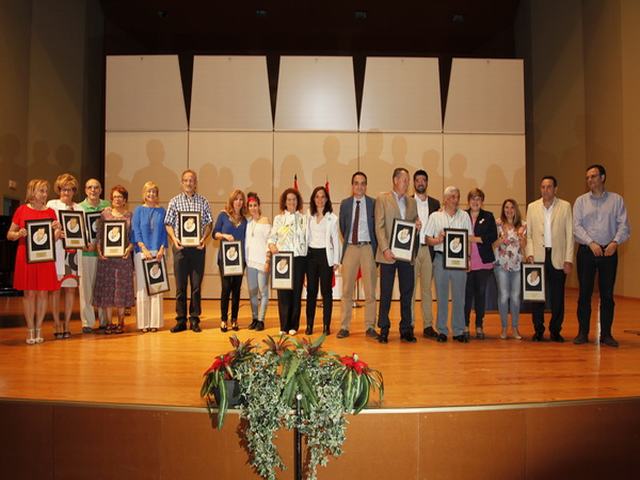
[{"x1": 443, "y1": 185, "x2": 460, "y2": 198}]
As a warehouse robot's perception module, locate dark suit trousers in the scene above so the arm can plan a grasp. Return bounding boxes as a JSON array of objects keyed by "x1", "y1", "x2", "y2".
[
  {"x1": 576, "y1": 245, "x2": 618, "y2": 337},
  {"x1": 532, "y1": 249, "x2": 566, "y2": 335},
  {"x1": 305, "y1": 247, "x2": 333, "y2": 328},
  {"x1": 464, "y1": 269, "x2": 492, "y2": 329},
  {"x1": 378, "y1": 262, "x2": 414, "y2": 334},
  {"x1": 173, "y1": 247, "x2": 205, "y2": 324},
  {"x1": 277, "y1": 256, "x2": 307, "y2": 332}
]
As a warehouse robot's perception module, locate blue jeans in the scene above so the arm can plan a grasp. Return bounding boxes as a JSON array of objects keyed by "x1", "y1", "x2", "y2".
[
  {"x1": 247, "y1": 267, "x2": 269, "y2": 322},
  {"x1": 433, "y1": 253, "x2": 467, "y2": 336},
  {"x1": 494, "y1": 267, "x2": 521, "y2": 328}
]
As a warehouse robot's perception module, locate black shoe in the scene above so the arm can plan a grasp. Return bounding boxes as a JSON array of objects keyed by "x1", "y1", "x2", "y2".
[
  {"x1": 600, "y1": 335, "x2": 619, "y2": 347},
  {"x1": 532, "y1": 332, "x2": 544, "y2": 342},
  {"x1": 437, "y1": 333, "x2": 447, "y2": 343},
  {"x1": 248, "y1": 320, "x2": 258, "y2": 330},
  {"x1": 231, "y1": 320, "x2": 239, "y2": 331},
  {"x1": 191, "y1": 322, "x2": 202, "y2": 333},
  {"x1": 365, "y1": 328, "x2": 379, "y2": 339},
  {"x1": 400, "y1": 333, "x2": 417, "y2": 343},
  {"x1": 550, "y1": 333, "x2": 564, "y2": 343},
  {"x1": 573, "y1": 333, "x2": 589, "y2": 345},
  {"x1": 453, "y1": 334, "x2": 469, "y2": 343},
  {"x1": 423, "y1": 326, "x2": 438, "y2": 339},
  {"x1": 220, "y1": 321, "x2": 228, "y2": 333},
  {"x1": 82, "y1": 327, "x2": 93, "y2": 334},
  {"x1": 463, "y1": 331, "x2": 471, "y2": 341},
  {"x1": 378, "y1": 329, "x2": 389, "y2": 344},
  {"x1": 336, "y1": 329, "x2": 350, "y2": 339},
  {"x1": 322, "y1": 325, "x2": 331, "y2": 335},
  {"x1": 305, "y1": 325, "x2": 313, "y2": 335},
  {"x1": 255, "y1": 321, "x2": 265, "y2": 331},
  {"x1": 170, "y1": 322, "x2": 187, "y2": 333}
]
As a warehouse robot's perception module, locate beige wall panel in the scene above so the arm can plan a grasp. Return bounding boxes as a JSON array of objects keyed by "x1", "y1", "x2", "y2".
[
  {"x1": 105, "y1": 132, "x2": 188, "y2": 198},
  {"x1": 188, "y1": 132, "x2": 273, "y2": 203},
  {"x1": 443, "y1": 134, "x2": 526, "y2": 206},
  {"x1": 190, "y1": 56, "x2": 272, "y2": 131},
  {"x1": 275, "y1": 56, "x2": 357, "y2": 132},
  {"x1": 273, "y1": 132, "x2": 358, "y2": 203},
  {"x1": 106, "y1": 55, "x2": 187, "y2": 132},
  {"x1": 360, "y1": 57, "x2": 442, "y2": 132},
  {"x1": 444, "y1": 58, "x2": 525, "y2": 134},
  {"x1": 358, "y1": 133, "x2": 444, "y2": 200}
]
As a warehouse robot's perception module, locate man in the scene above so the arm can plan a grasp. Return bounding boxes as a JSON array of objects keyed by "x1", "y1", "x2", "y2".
[
  {"x1": 425, "y1": 186, "x2": 473, "y2": 342},
  {"x1": 337, "y1": 171, "x2": 379, "y2": 340},
  {"x1": 412, "y1": 169, "x2": 440, "y2": 339},
  {"x1": 525, "y1": 176, "x2": 574, "y2": 342},
  {"x1": 164, "y1": 169, "x2": 213, "y2": 333},
  {"x1": 78, "y1": 178, "x2": 110, "y2": 333},
  {"x1": 573, "y1": 164, "x2": 630, "y2": 347},
  {"x1": 375, "y1": 168, "x2": 420, "y2": 344}
]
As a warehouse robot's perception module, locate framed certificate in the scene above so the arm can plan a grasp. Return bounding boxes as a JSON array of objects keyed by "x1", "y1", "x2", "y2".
[
  {"x1": 221, "y1": 240, "x2": 244, "y2": 276},
  {"x1": 444, "y1": 228, "x2": 468, "y2": 270},
  {"x1": 178, "y1": 211, "x2": 201, "y2": 247},
  {"x1": 143, "y1": 256, "x2": 170, "y2": 295},
  {"x1": 102, "y1": 220, "x2": 127, "y2": 258},
  {"x1": 390, "y1": 219, "x2": 417, "y2": 262},
  {"x1": 522, "y1": 263, "x2": 545, "y2": 302},
  {"x1": 85, "y1": 210, "x2": 102, "y2": 244},
  {"x1": 25, "y1": 219, "x2": 56, "y2": 263},
  {"x1": 59, "y1": 210, "x2": 87, "y2": 249},
  {"x1": 271, "y1": 251, "x2": 293, "y2": 290}
]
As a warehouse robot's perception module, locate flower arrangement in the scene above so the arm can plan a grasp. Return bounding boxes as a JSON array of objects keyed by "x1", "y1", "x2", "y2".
[{"x1": 200, "y1": 334, "x2": 384, "y2": 480}]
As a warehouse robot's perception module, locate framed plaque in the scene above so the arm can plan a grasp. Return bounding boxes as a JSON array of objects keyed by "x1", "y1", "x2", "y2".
[
  {"x1": 85, "y1": 210, "x2": 103, "y2": 244},
  {"x1": 522, "y1": 263, "x2": 545, "y2": 302},
  {"x1": 444, "y1": 228, "x2": 469, "y2": 270},
  {"x1": 102, "y1": 219, "x2": 127, "y2": 258},
  {"x1": 390, "y1": 219, "x2": 417, "y2": 262},
  {"x1": 221, "y1": 240, "x2": 244, "y2": 276},
  {"x1": 59, "y1": 210, "x2": 87, "y2": 249},
  {"x1": 178, "y1": 211, "x2": 201, "y2": 247},
  {"x1": 25, "y1": 219, "x2": 56, "y2": 264},
  {"x1": 143, "y1": 256, "x2": 170, "y2": 296},
  {"x1": 271, "y1": 251, "x2": 293, "y2": 290}
]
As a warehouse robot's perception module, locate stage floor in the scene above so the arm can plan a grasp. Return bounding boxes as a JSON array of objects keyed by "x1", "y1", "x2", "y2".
[{"x1": 1, "y1": 290, "x2": 640, "y2": 409}]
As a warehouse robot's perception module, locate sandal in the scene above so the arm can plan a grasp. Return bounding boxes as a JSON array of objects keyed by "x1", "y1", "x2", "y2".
[
  {"x1": 54, "y1": 332, "x2": 64, "y2": 340},
  {"x1": 26, "y1": 329, "x2": 36, "y2": 345},
  {"x1": 105, "y1": 324, "x2": 115, "y2": 335},
  {"x1": 231, "y1": 320, "x2": 239, "y2": 331},
  {"x1": 150, "y1": 327, "x2": 158, "y2": 333},
  {"x1": 35, "y1": 329, "x2": 44, "y2": 343},
  {"x1": 63, "y1": 331, "x2": 71, "y2": 339},
  {"x1": 115, "y1": 324, "x2": 124, "y2": 334},
  {"x1": 141, "y1": 328, "x2": 149, "y2": 333},
  {"x1": 220, "y1": 321, "x2": 228, "y2": 333}
]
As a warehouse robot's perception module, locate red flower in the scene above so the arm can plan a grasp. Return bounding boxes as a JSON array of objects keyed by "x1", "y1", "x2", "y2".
[
  {"x1": 203, "y1": 352, "x2": 235, "y2": 375},
  {"x1": 340, "y1": 353, "x2": 368, "y2": 374}
]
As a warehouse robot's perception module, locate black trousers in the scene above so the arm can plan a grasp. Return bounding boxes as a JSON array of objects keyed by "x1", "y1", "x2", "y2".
[
  {"x1": 218, "y1": 263, "x2": 243, "y2": 322},
  {"x1": 173, "y1": 247, "x2": 205, "y2": 324},
  {"x1": 378, "y1": 261, "x2": 414, "y2": 335},
  {"x1": 532, "y1": 249, "x2": 566, "y2": 335},
  {"x1": 576, "y1": 245, "x2": 618, "y2": 337},
  {"x1": 464, "y1": 269, "x2": 492, "y2": 329},
  {"x1": 277, "y1": 256, "x2": 307, "y2": 332},
  {"x1": 305, "y1": 247, "x2": 333, "y2": 328}
]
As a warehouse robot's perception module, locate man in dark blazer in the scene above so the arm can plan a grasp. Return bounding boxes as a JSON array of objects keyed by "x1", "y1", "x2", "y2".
[
  {"x1": 412, "y1": 170, "x2": 441, "y2": 339},
  {"x1": 337, "y1": 171, "x2": 379, "y2": 339}
]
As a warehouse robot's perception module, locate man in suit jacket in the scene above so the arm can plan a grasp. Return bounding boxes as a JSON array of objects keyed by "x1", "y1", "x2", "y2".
[
  {"x1": 375, "y1": 168, "x2": 420, "y2": 344},
  {"x1": 525, "y1": 175, "x2": 574, "y2": 342},
  {"x1": 337, "y1": 171, "x2": 379, "y2": 339},
  {"x1": 412, "y1": 169, "x2": 441, "y2": 339}
]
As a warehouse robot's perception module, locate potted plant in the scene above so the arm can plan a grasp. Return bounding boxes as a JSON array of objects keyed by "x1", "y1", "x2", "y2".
[{"x1": 335, "y1": 352, "x2": 384, "y2": 414}]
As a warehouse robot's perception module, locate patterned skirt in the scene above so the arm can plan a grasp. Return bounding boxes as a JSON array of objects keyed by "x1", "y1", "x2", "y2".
[{"x1": 93, "y1": 256, "x2": 135, "y2": 308}]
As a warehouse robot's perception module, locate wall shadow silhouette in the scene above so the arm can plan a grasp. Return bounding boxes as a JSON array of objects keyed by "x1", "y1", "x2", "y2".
[{"x1": 130, "y1": 139, "x2": 180, "y2": 201}]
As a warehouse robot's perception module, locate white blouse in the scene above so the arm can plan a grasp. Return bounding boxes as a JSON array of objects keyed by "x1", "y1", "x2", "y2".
[
  {"x1": 46, "y1": 198, "x2": 81, "y2": 276},
  {"x1": 268, "y1": 211, "x2": 308, "y2": 257},
  {"x1": 308, "y1": 216, "x2": 328, "y2": 248},
  {"x1": 245, "y1": 220, "x2": 271, "y2": 270}
]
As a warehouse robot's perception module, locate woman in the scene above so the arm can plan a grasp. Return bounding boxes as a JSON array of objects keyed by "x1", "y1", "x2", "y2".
[
  {"x1": 93, "y1": 185, "x2": 135, "y2": 334},
  {"x1": 245, "y1": 192, "x2": 270, "y2": 332},
  {"x1": 493, "y1": 199, "x2": 526, "y2": 339},
  {"x1": 464, "y1": 188, "x2": 497, "y2": 340},
  {"x1": 132, "y1": 181, "x2": 168, "y2": 332},
  {"x1": 213, "y1": 189, "x2": 248, "y2": 332},
  {"x1": 268, "y1": 188, "x2": 308, "y2": 335},
  {"x1": 7, "y1": 179, "x2": 60, "y2": 344},
  {"x1": 305, "y1": 186, "x2": 341, "y2": 335},
  {"x1": 47, "y1": 173, "x2": 81, "y2": 339}
]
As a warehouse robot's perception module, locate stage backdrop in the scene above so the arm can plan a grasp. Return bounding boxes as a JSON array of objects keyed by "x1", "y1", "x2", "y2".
[{"x1": 105, "y1": 55, "x2": 525, "y2": 300}]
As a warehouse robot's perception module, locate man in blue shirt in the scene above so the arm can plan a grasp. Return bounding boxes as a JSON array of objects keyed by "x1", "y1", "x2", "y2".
[{"x1": 573, "y1": 164, "x2": 630, "y2": 347}]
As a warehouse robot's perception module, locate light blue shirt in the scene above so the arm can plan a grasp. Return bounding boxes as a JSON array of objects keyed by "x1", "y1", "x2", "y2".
[
  {"x1": 573, "y1": 190, "x2": 630, "y2": 246},
  {"x1": 349, "y1": 196, "x2": 371, "y2": 243},
  {"x1": 392, "y1": 191, "x2": 407, "y2": 220}
]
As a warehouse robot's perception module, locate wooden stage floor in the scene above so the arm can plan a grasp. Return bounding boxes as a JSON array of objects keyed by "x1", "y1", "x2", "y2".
[{"x1": 1, "y1": 290, "x2": 640, "y2": 410}]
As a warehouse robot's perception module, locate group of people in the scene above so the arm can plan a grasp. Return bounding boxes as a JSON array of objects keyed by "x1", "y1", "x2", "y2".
[{"x1": 8, "y1": 164, "x2": 630, "y2": 348}]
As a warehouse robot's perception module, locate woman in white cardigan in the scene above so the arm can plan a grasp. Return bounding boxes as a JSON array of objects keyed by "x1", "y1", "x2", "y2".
[{"x1": 305, "y1": 186, "x2": 341, "y2": 335}]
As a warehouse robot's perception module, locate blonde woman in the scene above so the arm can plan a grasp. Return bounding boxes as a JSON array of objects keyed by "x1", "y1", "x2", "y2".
[
  {"x1": 245, "y1": 192, "x2": 271, "y2": 331},
  {"x1": 213, "y1": 189, "x2": 248, "y2": 332},
  {"x1": 132, "y1": 181, "x2": 168, "y2": 332},
  {"x1": 47, "y1": 173, "x2": 81, "y2": 339},
  {"x1": 7, "y1": 179, "x2": 61, "y2": 344}
]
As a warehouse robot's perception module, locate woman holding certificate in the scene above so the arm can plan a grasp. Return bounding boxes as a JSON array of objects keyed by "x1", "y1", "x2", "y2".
[
  {"x1": 245, "y1": 192, "x2": 271, "y2": 332},
  {"x1": 132, "y1": 181, "x2": 168, "y2": 333},
  {"x1": 268, "y1": 188, "x2": 308, "y2": 336},
  {"x1": 94, "y1": 185, "x2": 134, "y2": 334},
  {"x1": 305, "y1": 186, "x2": 341, "y2": 336},
  {"x1": 213, "y1": 189, "x2": 248, "y2": 332},
  {"x1": 7, "y1": 179, "x2": 60, "y2": 344},
  {"x1": 47, "y1": 173, "x2": 81, "y2": 339}
]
